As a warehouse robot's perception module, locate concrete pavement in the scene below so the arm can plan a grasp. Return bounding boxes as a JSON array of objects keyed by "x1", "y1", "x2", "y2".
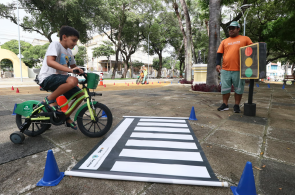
[{"x1": 0, "y1": 81, "x2": 295, "y2": 195}]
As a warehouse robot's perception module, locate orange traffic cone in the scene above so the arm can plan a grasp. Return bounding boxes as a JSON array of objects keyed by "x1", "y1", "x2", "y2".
[
  {"x1": 114, "y1": 83, "x2": 115, "y2": 85},
  {"x1": 99, "y1": 77, "x2": 103, "y2": 86},
  {"x1": 11, "y1": 86, "x2": 14, "y2": 90},
  {"x1": 104, "y1": 84, "x2": 106, "y2": 87},
  {"x1": 16, "y1": 88, "x2": 19, "y2": 93},
  {"x1": 56, "y1": 96, "x2": 68, "y2": 112},
  {"x1": 128, "y1": 83, "x2": 129, "y2": 86}
]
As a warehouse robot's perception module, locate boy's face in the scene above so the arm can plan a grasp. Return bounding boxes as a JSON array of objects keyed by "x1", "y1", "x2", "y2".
[{"x1": 63, "y1": 35, "x2": 79, "y2": 49}]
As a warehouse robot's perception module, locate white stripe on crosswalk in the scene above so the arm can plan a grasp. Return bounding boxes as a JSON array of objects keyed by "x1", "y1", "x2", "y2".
[
  {"x1": 111, "y1": 161, "x2": 211, "y2": 178},
  {"x1": 125, "y1": 140, "x2": 198, "y2": 149},
  {"x1": 139, "y1": 119, "x2": 186, "y2": 123},
  {"x1": 134, "y1": 127, "x2": 190, "y2": 133},
  {"x1": 119, "y1": 149, "x2": 203, "y2": 161},
  {"x1": 130, "y1": 132, "x2": 193, "y2": 140},
  {"x1": 137, "y1": 122, "x2": 188, "y2": 127}
]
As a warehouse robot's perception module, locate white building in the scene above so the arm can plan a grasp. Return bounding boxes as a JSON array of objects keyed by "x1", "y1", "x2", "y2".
[
  {"x1": 31, "y1": 38, "x2": 49, "y2": 46},
  {"x1": 266, "y1": 62, "x2": 293, "y2": 81}
]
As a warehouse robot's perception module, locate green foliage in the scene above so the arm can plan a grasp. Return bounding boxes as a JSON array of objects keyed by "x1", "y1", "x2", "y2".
[
  {"x1": 0, "y1": 0, "x2": 102, "y2": 43},
  {"x1": 1, "y1": 40, "x2": 32, "y2": 55},
  {"x1": 161, "y1": 57, "x2": 180, "y2": 70},
  {"x1": 75, "y1": 46, "x2": 87, "y2": 66},
  {"x1": 244, "y1": 0, "x2": 295, "y2": 63},
  {"x1": 92, "y1": 41, "x2": 115, "y2": 59},
  {"x1": 132, "y1": 60, "x2": 144, "y2": 68},
  {"x1": 0, "y1": 59, "x2": 13, "y2": 71},
  {"x1": 152, "y1": 58, "x2": 160, "y2": 71}
]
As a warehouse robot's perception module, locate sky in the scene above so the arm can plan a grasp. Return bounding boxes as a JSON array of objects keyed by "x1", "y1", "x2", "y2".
[
  {"x1": 0, "y1": 0, "x2": 60, "y2": 45},
  {"x1": 0, "y1": 0, "x2": 173, "y2": 58}
]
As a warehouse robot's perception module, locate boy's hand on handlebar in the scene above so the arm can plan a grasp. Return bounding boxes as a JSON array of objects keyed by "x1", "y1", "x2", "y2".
[{"x1": 72, "y1": 67, "x2": 84, "y2": 75}]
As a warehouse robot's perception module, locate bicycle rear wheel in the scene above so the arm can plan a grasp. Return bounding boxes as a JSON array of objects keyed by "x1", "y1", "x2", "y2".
[
  {"x1": 77, "y1": 102, "x2": 113, "y2": 138},
  {"x1": 16, "y1": 111, "x2": 51, "y2": 137}
]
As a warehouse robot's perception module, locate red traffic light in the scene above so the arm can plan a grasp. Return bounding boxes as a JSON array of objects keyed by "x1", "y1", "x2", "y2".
[{"x1": 245, "y1": 47, "x2": 253, "y2": 56}]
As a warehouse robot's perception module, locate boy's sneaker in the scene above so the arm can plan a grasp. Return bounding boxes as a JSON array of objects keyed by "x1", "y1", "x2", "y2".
[
  {"x1": 217, "y1": 103, "x2": 229, "y2": 111},
  {"x1": 233, "y1": 104, "x2": 241, "y2": 113}
]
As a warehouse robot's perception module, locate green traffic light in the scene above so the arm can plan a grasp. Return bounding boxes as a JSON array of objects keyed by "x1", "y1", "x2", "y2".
[{"x1": 245, "y1": 68, "x2": 253, "y2": 77}]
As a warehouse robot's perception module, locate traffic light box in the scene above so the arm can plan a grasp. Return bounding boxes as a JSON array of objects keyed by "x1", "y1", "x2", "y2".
[{"x1": 240, "y1": 43, "x2": 267, "y2": 79}]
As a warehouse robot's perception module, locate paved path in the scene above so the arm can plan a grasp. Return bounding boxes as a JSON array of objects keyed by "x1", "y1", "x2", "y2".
[{"x1": 0, "y1": 82, "x2": 295, "y2": 194}]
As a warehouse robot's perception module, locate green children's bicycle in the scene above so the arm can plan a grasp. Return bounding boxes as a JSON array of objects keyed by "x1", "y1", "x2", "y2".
[{"x1": 10, "y1": 71, "x2": 113, "y2": 144}]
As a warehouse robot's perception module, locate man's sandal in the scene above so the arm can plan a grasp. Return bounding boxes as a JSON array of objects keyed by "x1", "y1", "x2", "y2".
[
  {"x1": 41, "y1": 96, "x2": 63, "y2": 114},
  {"x1": 65, "y1": 117, "x2": 77, "y2": 130}
]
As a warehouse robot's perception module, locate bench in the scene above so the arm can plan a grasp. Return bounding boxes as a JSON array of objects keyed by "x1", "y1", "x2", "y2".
[{"x1": 283, "y1": 75, "x2": 295, "y2": 85}]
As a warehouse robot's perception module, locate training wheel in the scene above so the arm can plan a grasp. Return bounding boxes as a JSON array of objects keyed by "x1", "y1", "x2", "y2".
[{"x1": 10, "y1": 131, "x2": 25, "y2": 144}]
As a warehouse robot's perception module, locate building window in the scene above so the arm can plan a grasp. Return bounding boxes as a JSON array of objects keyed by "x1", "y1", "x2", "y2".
[{"x1": 271, "y1": 65, "x2": 277, "y2": 70}]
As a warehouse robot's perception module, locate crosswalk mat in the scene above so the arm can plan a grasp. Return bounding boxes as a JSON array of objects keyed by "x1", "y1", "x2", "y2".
[{"x1": 65, "y1": 116, "x2": 228, "y2": 187}]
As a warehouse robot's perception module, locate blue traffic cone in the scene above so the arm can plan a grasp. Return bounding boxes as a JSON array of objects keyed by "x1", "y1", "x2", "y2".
[
  {"x1": 102, "y1": 110, "x2": 107, "y2": 118},
  {"x1": 11, "y1": 103, "x2": 17, "y2": 116},
  {"x1": 171, "y1": 81, "x2": 172, "y2": 84},
  {"x1": 256, "y1": 83, "x2": 259, "y2": 87},
  {"x1": 189, "y1": 107, "x2": 197, "y2": 120},
  {"x1": 158, "y1": 81, "x2": 159, "y2": 83},
  {"x1": 178, "y1": 81, "x2": 180, "y2": 83},
  {"x1": 37, "y1": 150, "x2": 64, "y2": 186},
  {"x1": 230, "y1": 161, "x2": 257, "y2": 195},
  {"x1": 282, "y1": 85, "x2": 285, "y2": 89},
  {"x1": 267, "y1": 84, "x2": 270, "y2": 88}
]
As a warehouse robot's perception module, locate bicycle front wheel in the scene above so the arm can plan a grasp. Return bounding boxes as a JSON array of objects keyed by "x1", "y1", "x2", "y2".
[{"x1": 77, "y1": 102, "x2": 113, "y2": 138}]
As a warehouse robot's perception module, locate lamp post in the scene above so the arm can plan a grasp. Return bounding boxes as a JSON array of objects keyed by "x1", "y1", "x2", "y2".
[
  {"x1": 17, "y1": 2, "x2": 23, "y2": 82},
  {"x1": 240, "y1": 4, "x2": 252, "y2": 36}
]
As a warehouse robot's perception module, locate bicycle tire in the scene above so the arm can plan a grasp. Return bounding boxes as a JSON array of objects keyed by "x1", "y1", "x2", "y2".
[
  {"x1": 77, "y1": 102, "x2": 113, "y2": 138},
  {"x1": 136, "y1": 79, "x2": 140, "y2": 84},
  {"x1": 15, "y1": 108, "x2": 51, "y2": 137}
]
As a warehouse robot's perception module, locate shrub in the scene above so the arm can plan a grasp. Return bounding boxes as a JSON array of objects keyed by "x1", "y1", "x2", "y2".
[
  {"x1": 192, "y1": 83, "x2": 234, "y2": 92},
  {"x1": 180, "y1": 79, "x2": 194, "y2": 84}
]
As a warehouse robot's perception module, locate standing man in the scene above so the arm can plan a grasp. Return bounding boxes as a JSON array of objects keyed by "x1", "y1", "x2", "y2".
[{"x1": 216, "y1": 21, "x2": 253, "y2": 113}]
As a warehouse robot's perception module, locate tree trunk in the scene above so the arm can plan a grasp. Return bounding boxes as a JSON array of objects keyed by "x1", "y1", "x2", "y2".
[
  {"x1": 157, "y1": 51, "x2": 163, "y2": 78},
  {"x1": 180, "y1": 0, "x2": 192, "y2": 81},
  {"x1": 206, "y1": 0, "x2": 221, "y2": 86},
  {"x1": 122, "y1": 56, "x2": 130, "y2": 78},
  {"x1": 191, "y1": 40, "x2": 198, "y2": 64},
  {"x1": 179, "y1": 61, "x2": 183, "y2": 77},
  {"x1": 112, "y1": 48, "x2": 120, "y2": 79}
]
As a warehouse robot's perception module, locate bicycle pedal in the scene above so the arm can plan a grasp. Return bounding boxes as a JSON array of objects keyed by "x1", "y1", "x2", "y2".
[{"x1": 20, "y1": 119, "x2": 31, "y2": 132}]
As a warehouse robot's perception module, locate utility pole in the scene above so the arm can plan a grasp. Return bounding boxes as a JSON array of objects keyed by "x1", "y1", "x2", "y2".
[{"x1": 17, "y1": 2, "x2": 23, "y2": 82}]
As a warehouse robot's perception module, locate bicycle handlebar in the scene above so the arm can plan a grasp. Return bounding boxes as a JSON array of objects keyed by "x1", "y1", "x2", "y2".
[{"x1": 73, "y1": 69, "x2": 87, "y2": 82}]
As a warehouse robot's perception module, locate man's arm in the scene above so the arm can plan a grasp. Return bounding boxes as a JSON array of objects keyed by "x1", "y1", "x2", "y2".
[{"x1": 216, "y1": 53, "x2": 223, "y2": 72}]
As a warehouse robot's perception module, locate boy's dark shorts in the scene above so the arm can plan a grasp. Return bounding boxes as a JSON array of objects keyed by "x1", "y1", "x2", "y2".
[{"x1": 40, "y1": 74, "x2": 81, "y2": 100}]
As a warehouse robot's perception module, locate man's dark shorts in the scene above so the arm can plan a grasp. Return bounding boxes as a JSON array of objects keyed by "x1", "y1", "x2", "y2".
[{"x1": 40, "y1": 74, "x2": 81, "y2": 100}]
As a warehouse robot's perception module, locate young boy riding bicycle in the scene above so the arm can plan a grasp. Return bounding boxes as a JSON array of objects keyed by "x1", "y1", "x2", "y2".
[{"x1": 38, "y1": 26, "x2": 84, "y2": 130}]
